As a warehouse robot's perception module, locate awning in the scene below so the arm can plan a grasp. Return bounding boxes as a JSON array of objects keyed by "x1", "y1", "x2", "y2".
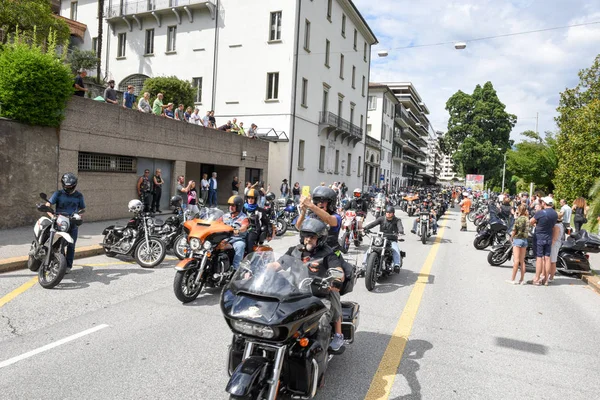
[{"x1": 54, "y1": 15, "x2": 87, "y2": 40}]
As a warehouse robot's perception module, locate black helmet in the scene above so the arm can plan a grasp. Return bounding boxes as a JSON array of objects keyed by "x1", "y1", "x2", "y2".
[
  {"x1": 227, "y1": 195, "x2": 244, "y2": 213},
  {"x1": 61, "y1": 172, "x2": 78, "y2": 194},
  {"x1": 312, "y1": 186, "x2": 337, "y2": 213},
  {"x1": 385, "y1": 206, "x2": 395, "y2": 214},
  {"x1": 265, "y1": 192, "x2": 276, "y2": 202},
  {"x1": 170, "y1": 195, "x2": 182, "y2": 207},
  {"x1": 299, "y1": 219, "x2": 329, "y2": 249}
]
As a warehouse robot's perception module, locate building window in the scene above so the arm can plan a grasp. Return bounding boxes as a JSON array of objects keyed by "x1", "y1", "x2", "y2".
[
  {"x1": 358, "y1": 156, "x2": 362, "y2": 176},
  {"x1": 270, "y1": 11, "x2": 282, "y2": 41},
  {"x1": 92, "y1": 37, "x2": 98, "y2": 55},
  {"x1": 335, "y1": 150, "x2": 340, "y2": 174},
  {"x1": 298, "y1": 140, "x2": 305, "y2": 169},
  {"x1": 301, "y1": 78, "x2": 308, "y2": 107},
  {"x1": 266, "y1": 72, "x2": 279, "y2": 100},
  {"x1": 167, "y1": 26, "x2": 177, "y2": 52},
  {"x1": 362, "y1": 76, "x2": 366, "y2": 96},
  {"x1": 145, "y1": 29, "x2": 154, "y2": 55},
  {"x1": 148, "y1": 0, "x2": 155, "y2": 11},
  {"x1": 368, "y1": 96, "x2": 376, "y2": 110},
  {"x1": 325, "y1": 39, "x2": 330, "y2": 67},
  {"x1": 353, "y1": 29, "x2": 358, "y2": 50},
  {"x1": 339, "y1": 54, "x2": 344, "y2": 79},
  {"x1": 350, "y1": 104, "x2": 355, "y2": 124},
  {"x1": 304, "y1": 19, "x2": 311, "y2": 51},
  {"x1": 327, "y1": 0, "x2": 332, "y2": 21},
  {"x1": 319, "y1": 146, "x2": 326, "y2": 171},
  {"x1": 341, "y1": 14, "x2": 346, "y2": 37},
  {"x1": 70, "y1": 1, "x2": 78, "y2": 20},
  {"x1": 347, "y1": 153, "x2": 352, "y2": 175},
  {"x1": 360, "y1": 115, "x2": 364, "y2": 132},
  {"x1": 351, "y1": 66, "x2": 356, "y2": 88},
  {"x1": 192, "y1": 77, "x2": 202, "y2": 103},
  {"x1": 364, "y1": 42, "x2": 367, "y2": 62},
  {"x1": 322, "y1": 87, "x2": 329, "y2": 114},
  {"x1": 78, "y1": 152, "x2": 136, "y2": 173},
  {"x1": 117, "y1": 33, "x2": 126, "y2": 58}
]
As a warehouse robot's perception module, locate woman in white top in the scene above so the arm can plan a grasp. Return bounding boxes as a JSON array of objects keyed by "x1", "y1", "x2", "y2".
[
  {"x1": 137, "y1": 92, "x2": 151, "y2": 113},
  {"x1": 200, "y1": 174, "x2": 209, "y2": 205}
]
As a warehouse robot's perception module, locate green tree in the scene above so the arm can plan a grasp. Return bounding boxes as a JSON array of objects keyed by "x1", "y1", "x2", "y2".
[
  {"x1": 0, "y1": 0, "x2": 70, "y2": 46},
  {"x1": 444, "y1": 82, "x2": 517, "y2": 189},
  {"x1": 67, "y1": 48, "x2": 99, "y2": 74},
  {"x1": 588, "y1": 178, "x2": 600, "y2": 233},
  {"x1": 142, "y1": 76, "x2": 195, "y2": 109},
  {"x1": 506, "y1": 130, "x2": 557, "y2": 193},
  {"x1": 0, "y1": 30, "x2": 73, "y2": 127}
]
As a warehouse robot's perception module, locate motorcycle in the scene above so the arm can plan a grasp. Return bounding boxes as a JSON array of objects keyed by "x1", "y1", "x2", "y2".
[
  {"x1": 222, "y1": 252, "x2": 360, "y2": 400},
  {"x1": 101, "y1": 204, "x2": 167, "y2": 268},
  {"x1": 363, "y1": 231, "x2": 406, "y2": 291},
  {"x1": 154, "y1": 205, "x2": 191, "y2": 260},
  {"x1": 275, "y1": 198, "x2": 299, "y2": 236},
  {"x1": 340, "y1": 210, "x2": 363, "y2": 252},
  {"x1": 173, "y1": 209, "x2": 272, "y2": 303},
  {"x1": 416, "y1": 211, "x2": 434, "y2": 245},
  {"x1": 263, "y1": 199, "x2": 284, "y2": 237},
  {"x1": 27, "y1": 193, "x2": 83, "y2": 289},
  {"x1": 473, "y1": 216, "x2": 507, "y2": 250},
  {"x1": 372, "y1": 193, "x2": 386, "y2": 219}
]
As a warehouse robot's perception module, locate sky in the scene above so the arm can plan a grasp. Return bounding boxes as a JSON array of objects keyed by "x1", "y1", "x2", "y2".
[{"x1": 355, "y1": 0, "x2": 600, "y2": 142}]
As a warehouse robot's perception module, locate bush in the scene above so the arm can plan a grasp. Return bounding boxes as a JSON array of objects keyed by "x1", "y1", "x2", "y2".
[
  {"x1": 142, "y1": 76, "x2": 195, "y2": 109},
  {"x1": 0, "y1": 31, "x2": 73, "y2": 127}
]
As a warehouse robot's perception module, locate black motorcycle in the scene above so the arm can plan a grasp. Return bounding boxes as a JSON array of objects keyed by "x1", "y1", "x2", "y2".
[
  {"x1": 473, "y1": 216, "x2": 507, "y2": 250},
  {"x1": 153, "y1": 203, "x2": 189, "y2": 260},
  {"x1": 363, "y1": 231, "x2": 406, "y2": 291},
  {"x1": 221, "y1": 252, "x2": 359, "y2": 400},
  {"x1": 27, "y1": 193, "x2": 83, "y2": 289}
]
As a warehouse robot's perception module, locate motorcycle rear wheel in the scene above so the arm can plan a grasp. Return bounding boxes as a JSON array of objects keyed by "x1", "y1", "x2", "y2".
[
  {"x1": 38, "y1": 252, "x2": 67, "y2": 289},
  {"x1": 275, "y1": 218, "x2": 287, "y2": 236},
  {"x1": 135, "y1": 238, "x2": 166, "y2": 268},
  {"x1": 365, "y1": 252, "x2": 379, "y2": 291},
  {"x1": 173, "y1": 268, "x2": 204, "y2": 303},
  {"x1": 27, "y1": 242, "x2": 42, "y2": 271}
]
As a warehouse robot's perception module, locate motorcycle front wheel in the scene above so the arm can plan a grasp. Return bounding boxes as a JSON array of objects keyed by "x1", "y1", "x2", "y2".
[
  {"x1": 275, "y1": 218, "x2": 287, "y2": 236},
  {"x1": 135, "y1": 238, "x2": 166, "y2": 268},
  {"x1": 365, "y1": 252, "x2": 379, "y2": 291},
  {"x1": 421, "y1": 228, "x2": 427, "y2": 245},
  {"x1": 487, "y1": 249, "x2": 511, "y2": 266},
  {"x1": 340, "y1": 231, "x2": 350, "y2": 254},
  {"x1": 173, "y1": 267, "x2": 204, "y2": 303},
  {"x1": 467, "y1": 211, "x2": 476, "y2": 222},
  {"x1": 473, "y1": 236, "x2": 491, "y2": 250},
  {"x1": 38, "y1": 251, "x2": 67, "y2": 289},
  {"x1": 173, "y1": 233, "x2": 188, "y2": 260}
]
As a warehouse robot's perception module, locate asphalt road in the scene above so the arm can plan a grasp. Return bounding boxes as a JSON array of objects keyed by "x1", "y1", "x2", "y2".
[{"x1": 1, "y1": 209, "x2": 600, "y2": 399}]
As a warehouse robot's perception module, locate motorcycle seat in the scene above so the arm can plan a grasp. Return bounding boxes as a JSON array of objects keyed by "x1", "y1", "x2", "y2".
[{"x1": 113, "y1": 226, "x2": 126, "y2": 231}]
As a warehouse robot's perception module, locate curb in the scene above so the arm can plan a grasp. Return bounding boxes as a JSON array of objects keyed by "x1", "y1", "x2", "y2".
[
  {"x1": 582, "y1": 272, "x2": 600, "y2": 295},
  {"x1": 0, "y1": 245, "x2": 105, "y2": 274}
]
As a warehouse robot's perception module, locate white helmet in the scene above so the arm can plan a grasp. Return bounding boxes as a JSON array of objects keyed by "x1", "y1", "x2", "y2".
[
  {"x1": 128, "y1": 199, "x2": 143, "y2": 213},
  {"x1": 353, "y1": 188, "x2": 362, "y2": 198}
]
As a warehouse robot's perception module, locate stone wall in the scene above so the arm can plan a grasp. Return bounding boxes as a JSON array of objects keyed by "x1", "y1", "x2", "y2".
[{"x1": 0, "y1": 119, "x2": 59, "y2": 229}]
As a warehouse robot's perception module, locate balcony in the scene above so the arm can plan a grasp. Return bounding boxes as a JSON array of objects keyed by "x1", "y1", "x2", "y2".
[
  {"x1": 106, "y1": 0, "x2": 216, "y2": 29},
  {"x1": 394, "y1": 103, "x2": 410, "y2": 127},
  {"x1": 365, "y1": 135, "x2": 381, "y2": 149},
  {"x1": 319, "y1": 111, "x2": 363, "y2": 147}
]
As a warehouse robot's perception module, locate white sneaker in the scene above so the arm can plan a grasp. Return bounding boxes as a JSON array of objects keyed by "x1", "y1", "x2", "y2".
[
  {"x1": 505, "y1": 280, "x2": 517, "y2": 285},
  {"x1": 329, "y1": 333, "x2": 345, "y2": 351}
]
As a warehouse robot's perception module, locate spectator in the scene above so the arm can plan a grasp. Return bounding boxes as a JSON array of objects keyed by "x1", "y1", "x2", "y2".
[
  {"x1": 152, "y1": 93, "x2": 168, "y2": 116},
  {"x1": 208, "y1": 172, "x2": 218, "y2": 207},
  {"x1": 164, "y1": 103, "x2": 175, "y2": 119},
  {"x1": 202, "y1": 111, "x2": 211, "y2": 127},
  {"x1": 73, "y1": 69, "x2": 88, "y2": 97},
  {"x1": 200, "y1": 173, "x2": 209, "y2": 205},
  {"x1": 151, "y1": 169, "x2": 163, "y2": 213},
  {"x1": 508, "y1": 204, "x2": 529, "y2": 285},
  {"x1": 174, "y1": 104, "x2": 186, "y2": 121},
  {"x1": 244, "y1": 182, "x2": 252, "y2": 196},
  {"x1": 176, "y1": 176, "x2": 192, "y2": 210},
  {"x1": 123, "y1": 85, "x2": 136, "y2": 109},
  {"x1": 572, "y1": 197, "x2": 588, "y2": 232},
  {"x1": 230, "y1": 118, "x2": 240, "y2": 133},
  {"x1": 559, "y1": 199, "x2": 572, "y2": 234},
  {"x1": 529, "y1": 196, "x2": 558, "y2": 286},
  {"x1": 138, "y1": 92, "x2": 151, "y2": 113},
  {"x1": 549, "y1": 212, "x2": 564, "y2": 283},
  {"x1": 218, "y1": 120, "x2": 232, "y2": 131},
  {"x1": 184, "y1": 106, "x2": 193, "y2": 122},
  {"x1": 238, "y1": 122, "x2": 245, "y2": 136},
  {"x1": 208, "y1": 110, "x2": 216, "y2": 128},
  {"x1": 231, "y1": 176, "x2": 240, "y2": 195},
  {"x1": 341, "y1": 182, "x2": 348, "y2": 198},
  {"x1": 104, "y1": 80, "x2": 118, "y2": 105},
  {"x1": 189, "y1": 108, "x2": 201, "y2": 124},
  {"x1": 292, "y1": 182, "x2": 301, "y2": 203},
  {"x1": 247, "y1": 123, "x2": 258, "y2": 138},
  {"x1": 137, "y1": 169, "x2": 152, "y2": 212},
  {"x1": 280, "y1": 179, "x2": 289, "y2": 198},
  {"x1": 188, "y1": 181, "x2": 200, "y2": 215}
]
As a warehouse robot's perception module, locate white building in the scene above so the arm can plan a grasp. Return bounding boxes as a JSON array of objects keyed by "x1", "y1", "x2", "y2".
[
  {"x1": 61, "y1": 0, "x2": 377, "y2": 190},
  {"x1": 365, "y1": 83, "x2": 397, "y2": 191},
  {"x1": 440, "y1": 154, "x2": 459, "y2": 183}
]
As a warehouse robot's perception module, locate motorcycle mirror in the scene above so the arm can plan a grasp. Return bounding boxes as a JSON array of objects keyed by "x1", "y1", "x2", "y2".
[
  {"x1": 78, "y1": 209, "x2": 86, "y2": 214},
  {"x1": 40, "y1": 192, "x2": 48, "y2": 201}
]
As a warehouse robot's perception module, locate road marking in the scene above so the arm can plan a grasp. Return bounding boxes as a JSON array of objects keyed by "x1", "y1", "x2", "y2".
[
  {"x1": 364, "y1": 219, "x2": 447, "y2": 400},
  {"x1": 0, "y1": 278, "x2": 38, "y2": 308},
  {"x1": 0, "y1": 324, "x2": 109, "y2": 369},
  {"x1": 74, "y1": 257, "x2": 178, "y2": 267}
]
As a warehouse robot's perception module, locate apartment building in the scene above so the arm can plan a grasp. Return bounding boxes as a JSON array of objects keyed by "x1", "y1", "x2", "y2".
[{"x1": 60, "y1": 0, "x2": 377, "y2": 189}]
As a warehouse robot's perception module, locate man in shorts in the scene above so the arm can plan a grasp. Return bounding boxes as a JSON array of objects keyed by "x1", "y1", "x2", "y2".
[{"x1": 530, "y1": 197, "x2": 558, "y2": 285}]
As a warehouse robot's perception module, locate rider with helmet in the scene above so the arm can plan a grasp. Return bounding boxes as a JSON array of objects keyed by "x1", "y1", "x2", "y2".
[
  {"x1": 344, "y1": 188, "x2": 369, "y2": 233},
  {"x1": 363, "y1": 206, "x2": 405, "y2": 272},
  {"x1": 411, "y1": 198, "x2": 438, "y2": 235},
  {"x1": 295, "y1": 186, "x2": 342, "y2": 251},
  {"x1": 244, "y1": 189, "x2": 273, "y2": 251},
  {"x1": 46, "y1": 173, "x2": 86, "y2": 273},
  {"x1": 219, "y1": 195, "x2": 249, "y2": 270}
]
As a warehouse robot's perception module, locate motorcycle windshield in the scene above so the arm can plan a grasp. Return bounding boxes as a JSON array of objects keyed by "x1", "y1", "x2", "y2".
[
  {"x1": 198, "y1": 208, "x2": 224, "y2": 222},
  {"x1": 230, "y1": 251, "x2": 312, "y2": 300}
]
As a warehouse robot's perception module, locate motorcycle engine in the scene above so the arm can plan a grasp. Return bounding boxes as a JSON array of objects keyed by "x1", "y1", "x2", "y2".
[{"x1": 117, "y1": 229, "x2": 137, "y2": 252}]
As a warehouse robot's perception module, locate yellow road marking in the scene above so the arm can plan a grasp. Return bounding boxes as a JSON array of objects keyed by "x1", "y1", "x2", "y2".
[
  {"x1": 0, "y1": 278, "x2": 38, "y2": 308},
  {"x1": 364, "y1": 220, "x2": 447, "y2": 400}
]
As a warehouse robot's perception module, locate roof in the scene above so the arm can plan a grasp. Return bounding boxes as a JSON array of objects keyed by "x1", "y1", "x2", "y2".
[
  {"x1": 343, "y1": 0, "x2": 378, "y2": 45},
  {"x1": 368, "y1": 83, "x2": 400, "y2": 104},
  {"x1": 54, "y1": 15, "x2": 87, "y2": 39}
]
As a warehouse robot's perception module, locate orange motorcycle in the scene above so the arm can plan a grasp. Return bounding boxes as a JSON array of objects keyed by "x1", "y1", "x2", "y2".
[{"x1": 173, "y1": 209, "x2": 271, "y2": 303}]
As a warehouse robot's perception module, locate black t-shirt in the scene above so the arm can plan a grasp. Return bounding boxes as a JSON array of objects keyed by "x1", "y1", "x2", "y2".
[
  {"x1": 73, "y1": 75, "x2": 85, "y2": 97},
  {"x1": 232, "y1": 180, "x2": 238, "y2": 191},
  {"x1": 292, "y1": 186, "x2": 300, "y2": 196}
]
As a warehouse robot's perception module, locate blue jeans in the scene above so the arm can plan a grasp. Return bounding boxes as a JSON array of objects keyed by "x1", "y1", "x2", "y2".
[
  {"x1": 208, "y1": 190, "x2": 217, "y2": 207},
  {"x1": 229, "y1": 236, "x2": 246, "y2": 269},
  {"x1": 66, "y1": 226, "x2": 78, "y2": 268},
  {"x1": 412, "y1": 218, "x2": 437, "y2": 232},
  {"x1": 363, "y1": 240, "x2": 401, "y2": 265}
]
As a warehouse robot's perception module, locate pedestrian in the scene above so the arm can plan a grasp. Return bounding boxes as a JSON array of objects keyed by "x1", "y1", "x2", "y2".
[
  {"x1": 176, "y1": 175, "x2": 192, "y2": 210},
  {"x1": 293, "y1": 182, "x2": 301, "y2": 204},
  {"x1": 572, "y1": 197, "x2": 588, "y2": 232},
  {"x1": 232, "y1": 176, "x2": 240, "y2": 195},
  {"x1": 137, "y1": 169, "x2": 152, "y2": 212},
  {"x1": 280, "y1": 179, "x2": 289, "y2": 198},
  {"x1": 189, "y1": 108, "x2": 201, "y2": 125},
  {"x1": 73, "y1": 69, "x2": 88, "y2": 97},
  {"x1": 164, "y1": 103, "x2": 175, "y2": 119},
  {"x1": 152, "y1": 93, "x2": 168, "y2": 116},
  {"x1": 152, "y1": 169, "x2": 163, "y2": 213},
  {"x1": 549, "y1": 212, "x2": 565, "y2": 283},
  {"x1": 558, "y1": 199, "x2": 572, "y2": 234},
  {"x1": 104, "y1": 80, "x2": 118, "y2": 105},
  {"x1": 187, "y1": 181, "x2": 200, "y2": 215},
  {"x1": 200, "y1": 173, "x2": 209, "y2": 205},
  {"x1": 184, "y1": 106, "x2": 193, "y2": 122},
  {"x1": 208, "y1": 110, "x2": 216, "y2": 128},
  {"x1": 237, "y1": 122, "x2": 245, "y2": 136},
  {"x1": 138, "y1": 92, "x2": 151, "y2": 113},
  {"x1": 508, "y1": 204, "x2": 529, "y2": 285},
  {"x1": 247, "y1": 123, "x2": 258, "y2": 138},
  {"x1": 218, "y1": 120, "x2": 232, "y2": 131},
  {"x1": 202, "y1": 111, "x2": 211, "y2": 127},
  {"x1": 459, "y1": 192, "x2": 471, "y2": 231},
  {"x1": 174, "y1": 104, "x2": 186, "y2": 121},
  {"x1": 123, "y1": 85, "x2": 136, "y2": 109},
  {"x1": 529, "y1": 196, "x2": 558, "y2": 286},
  {"x1": 244, "y1": 181, "x2": 252, "y2": 196},
  {"x1": 231, "y1": 118, "x2": 240, "y2": 133},
  {"x1": 208, "y1": 172, "x2": 218, "y2": 207}
]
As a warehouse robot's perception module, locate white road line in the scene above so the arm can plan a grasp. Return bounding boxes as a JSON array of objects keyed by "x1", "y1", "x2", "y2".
[{"x1": 0, "y1": 324, "x2": 109, "y2": 369}]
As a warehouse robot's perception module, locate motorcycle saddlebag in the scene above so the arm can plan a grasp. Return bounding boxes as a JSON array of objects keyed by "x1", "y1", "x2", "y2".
[
  {"x1": 339, "y1": 259, "x2": 356, "y2": 295},
  {"x1": 341, "y1": 301, "x2": 360, "y2": 343}
]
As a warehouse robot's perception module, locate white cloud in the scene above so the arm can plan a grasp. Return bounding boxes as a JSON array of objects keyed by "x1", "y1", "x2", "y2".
[{"x1": 355, "y1": 0, "x2": 600, "y2": 140}]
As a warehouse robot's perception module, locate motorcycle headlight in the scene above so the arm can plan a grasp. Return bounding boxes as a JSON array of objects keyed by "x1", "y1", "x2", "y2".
[
  {"x1": 421, "y1": 215, "x2": 428, "y2": 221},
  {"x1": 231, "y1": 320, "x2": 275, "y2": 339},
  {"x1": 374, "y1": 237, "x2": 384, "y2": 246},
  {"x1": 203, "y1": 241, "x2": 212, "y2": 250},
  {"x1": 190, "y1": 238, "x2": 201, "y2": 250},
  {"x1": 58, "y1": 220, "x2": 70, "y2": 232}
]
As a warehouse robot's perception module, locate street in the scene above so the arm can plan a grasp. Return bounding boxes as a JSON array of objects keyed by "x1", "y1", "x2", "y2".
[{"x1": 1, "y1": 209, "x2": 600, "y2": 399}]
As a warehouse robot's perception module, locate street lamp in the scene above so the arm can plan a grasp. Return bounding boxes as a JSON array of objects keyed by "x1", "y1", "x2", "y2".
[
  {"x1": 377, "y1": 50, "x2": 389, "y2": 57},
  {"x1": 498, "y1": 148, "x2": 506, "y2": 193},
  {"x1": 454, "y1": 42, "x2": 467, "y2": 50}
]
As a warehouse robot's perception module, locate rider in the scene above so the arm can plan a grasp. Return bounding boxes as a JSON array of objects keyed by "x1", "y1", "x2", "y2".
[
  {"x1": 410, "y1": 198, "x2": 438, "y2": 235},
  {"x1": 363, "y1": 206, "x2": 405, "y2": 272},
  {"x1": 220, "y1": 195, "x2": 249, "y2": 271},
  {"x1": 46, "y1": 173, "x2": 86, "y2": 273},
  {"x1": 295, "y1": 186, "x2": 342, "y2": 251},
  {"x1": 344, "y1": 188, "x2": 369, "y2": 233},
  {"x1": 243, "y1": 189, "x2": 273, "y2": 251},
  {"x1": 282, "y1": 219, "x2": 346, "y2": 352}
]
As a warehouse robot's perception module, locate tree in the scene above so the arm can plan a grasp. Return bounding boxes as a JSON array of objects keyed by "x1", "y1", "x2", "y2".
[
  {"x1": 142, "y1": 76, "x2": 195, "y2": 109},
  {"x1": 588, "y1": 178, "x2": 600, "y2": 233},
  {"x1": 444, "y1": 82, "x2": 517, "y2": 189},
  {"x1": 0, "y1": 0, "x2": 70, "y2": 46},
  {"x1": 67, "y1": 48, "x2": 99, "y2": 74},
  {"x1": 96, "y1": 0, "x2": 104, "y2": 82},
  {"x1": 506, "y1": 130, "x2": 558, "y2": 194}
]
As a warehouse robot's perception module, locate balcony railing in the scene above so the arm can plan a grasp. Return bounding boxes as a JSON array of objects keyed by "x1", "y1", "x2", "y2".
[
  {"x1": 107, "y1": 0, "x2": 215, "y2": 19},
  {"x1": 365, "y1": 135, "x2": 380, "y2": 148},
  {"x1": 319, "y1": 111, "x2": 363, "y2": 142}
]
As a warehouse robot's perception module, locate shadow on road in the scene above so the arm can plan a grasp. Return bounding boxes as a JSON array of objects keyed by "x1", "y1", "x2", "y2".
[
  {"x1": 182, "y1": 287, "x2": 223, "y2": 307},
  {"x1": 495, "y1": 337, "x2": 548, "y2": 355},
  {"x1": 54, "y1": 266, "x2": 154, "y2": 290}
]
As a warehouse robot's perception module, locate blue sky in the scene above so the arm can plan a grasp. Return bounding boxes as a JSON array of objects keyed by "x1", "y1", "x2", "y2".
[{"x1": 355, "y1": 0, "x2": 600, "y2": 141}]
